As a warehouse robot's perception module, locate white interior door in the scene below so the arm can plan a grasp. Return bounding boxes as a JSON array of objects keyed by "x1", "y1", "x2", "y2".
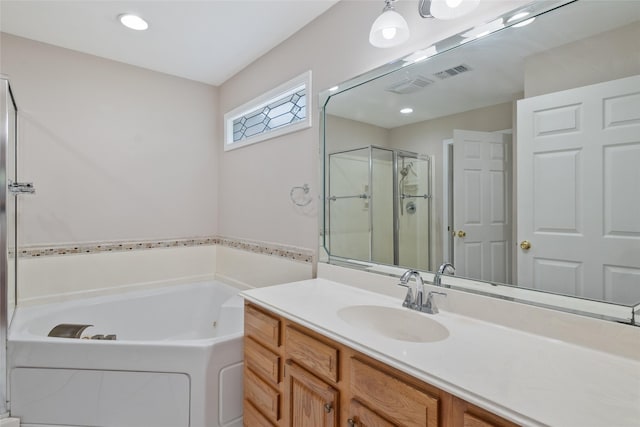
[
  {"x1": 453, "y1": 130, "x2": 512, "y2": 283},
  {"x1": 517, "y1": 75, "x2": 640, "y2": 303}
]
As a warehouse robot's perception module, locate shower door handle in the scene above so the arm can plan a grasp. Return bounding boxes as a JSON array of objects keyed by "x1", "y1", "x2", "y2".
[{"x1": 8, "y1": 180, "x2": 35, "y2": 195}]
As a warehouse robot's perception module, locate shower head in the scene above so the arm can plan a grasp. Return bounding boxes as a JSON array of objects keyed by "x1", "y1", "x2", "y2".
[{"x1": 400, "y1": 162, "x2": 416, "y2": 177}]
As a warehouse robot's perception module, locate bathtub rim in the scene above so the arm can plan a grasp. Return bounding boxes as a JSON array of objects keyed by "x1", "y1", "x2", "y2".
[{"x1": 9, "y1": 279, "x2": 244, "y2": 345}]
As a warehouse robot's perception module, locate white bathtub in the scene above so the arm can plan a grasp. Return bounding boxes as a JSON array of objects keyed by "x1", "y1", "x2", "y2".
[{"x1": 8, "y1": 280, "x2": 245, "y2": 427}]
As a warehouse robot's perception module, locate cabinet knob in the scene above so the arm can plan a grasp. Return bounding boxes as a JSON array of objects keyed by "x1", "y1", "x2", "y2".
[
  {"x1": 347, "y1": 418, "x2": 356, "y2": 427},
  {"x1": 520, "y1": 240, "x2": 532, "y2": 250},
  {"x1": 324, "y1": 403, "x2": 333, "y2": 413}
]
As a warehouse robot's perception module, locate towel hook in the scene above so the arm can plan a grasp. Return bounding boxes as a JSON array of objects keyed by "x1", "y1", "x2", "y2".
[{"x1": 290, "y1": 184, "x2": 312, "y2": 207}]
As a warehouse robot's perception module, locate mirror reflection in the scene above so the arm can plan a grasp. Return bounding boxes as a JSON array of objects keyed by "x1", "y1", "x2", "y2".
[{"x1": 323, "y1": 0, "x2": 640, "y2": 308}]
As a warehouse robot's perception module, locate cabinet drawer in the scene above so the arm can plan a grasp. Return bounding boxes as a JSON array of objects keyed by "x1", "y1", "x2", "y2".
[
  {"x1": 285, "y1": 326, "x2": 339, "y2": 383},
  {"x1": 453, "y1": 397, "x2": 520, "y2": 427},
  {"x1": 244, "y1": 399, "x2": 276, "y2": 427},
  {"x1": 350, "y1": 358, "x2": 439, "y2": 427},
  {"x1": 245, "y1": 337, "x2": 280, "y2": 385},
  {"x1": 244, "y1": 367, "x2": 280, "y2": 421},
  {"x1": 464, "y1": 413, "x2": 502, "y2": 427},
  {"x1": 348, "y1": 399, "x2": 396, "y2": 427},
  {"x1": 245, "y1": 304, "x2": 281, "y2": 349}
]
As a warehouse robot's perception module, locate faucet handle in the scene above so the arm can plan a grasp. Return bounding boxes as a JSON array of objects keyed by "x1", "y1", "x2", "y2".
[{"x1": 420, "y1": 291, "x2": 447, "y2": 314}]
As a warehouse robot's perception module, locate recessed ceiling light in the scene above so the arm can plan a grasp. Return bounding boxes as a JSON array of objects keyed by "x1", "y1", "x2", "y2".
[
  {"x1": 400, "y1": 108, "x2": 413, "y2": 114},
  {"x1": 513, "y1": 17, "x2": 536, "y2": 28},
  {"x1": 119, "y1": 14, "x2": 149, "y2": 31}
]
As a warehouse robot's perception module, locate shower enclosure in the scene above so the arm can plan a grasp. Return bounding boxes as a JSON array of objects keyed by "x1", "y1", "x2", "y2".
[
  {"x1": 1, "y1": 77, "x2": 18, "y2": 417},
  {"x1": 327, "y1": 146, "x2": 431, "y2": 270}
]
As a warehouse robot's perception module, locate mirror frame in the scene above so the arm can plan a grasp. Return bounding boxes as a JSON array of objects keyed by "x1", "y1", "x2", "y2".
[{"x1": 318, "y1": 0, "x2": 640, "y2": 326}]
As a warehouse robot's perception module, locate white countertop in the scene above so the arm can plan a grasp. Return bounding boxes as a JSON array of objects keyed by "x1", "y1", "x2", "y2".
[{"x1": 242, "y1": 278, "x2": 640, "y2": 427}]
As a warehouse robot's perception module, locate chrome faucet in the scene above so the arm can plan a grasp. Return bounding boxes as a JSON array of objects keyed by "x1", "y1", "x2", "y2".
[
  {"x1": 434, "y1": 262, "x2": 455, "y2": 287},
  {"x1": 399, "y1": 270, "x2": 447, "y2": 314},
  {"x1": 399, "y1": 269, "x2": 425, "y2": 310}
]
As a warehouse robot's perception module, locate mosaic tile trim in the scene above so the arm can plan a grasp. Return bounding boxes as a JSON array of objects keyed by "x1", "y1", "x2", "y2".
[
  {"x1": 16, "y1": 236, "x2": 314, "y2": 264},
  {"x1": 216, "y1": 237, "x2": 313, "y2": 263}
]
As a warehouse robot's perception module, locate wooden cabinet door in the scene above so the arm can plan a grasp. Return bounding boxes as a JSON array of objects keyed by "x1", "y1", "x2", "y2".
[
  {"x1": 285, "y1": 360, "x2": 339, "y2": 427},
  {"x1": 347, "y1": 399, "x2": 397, "y2": 427},
  {"x1": 350, "y1": 358, "x2": 440, "y2": 427}
]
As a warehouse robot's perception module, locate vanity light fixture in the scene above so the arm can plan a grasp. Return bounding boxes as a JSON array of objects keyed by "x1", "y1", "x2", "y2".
[
  {"x1": 369, "y1": 0, "x2": 410, "y2": 48},
  {"x1": 419, "y1": 0, "x2": 480, "y2": 20},
  {"x1": 400, "y1": 107, "x2": 414, "y2": 114},
  {"x1": 119, "y1": 14, "x2": 149, "y2": 31}
]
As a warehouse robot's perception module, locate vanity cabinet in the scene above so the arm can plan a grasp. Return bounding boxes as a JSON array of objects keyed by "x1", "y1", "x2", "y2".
[{"x1": 243, "y1": 302, "x2": 518, "y2": 427}]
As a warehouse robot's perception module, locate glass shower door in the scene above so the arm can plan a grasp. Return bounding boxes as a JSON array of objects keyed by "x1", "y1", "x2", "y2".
[
  {"x1": 396, "y1": 153, "x2": 431, "y2": 271},
  {"x1": 328, "y1": 147, "x2": 371, "y2": 261},
  {"x1": 1, "y1": 77, "x2": 17, "y2": 416},
  {"x1": 370, "y1": 147, "x2": 393, "y2": 265}
]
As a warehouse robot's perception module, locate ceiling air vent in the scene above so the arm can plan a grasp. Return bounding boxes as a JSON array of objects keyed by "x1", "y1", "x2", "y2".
[
  {"x1": 433, "y1": 64, "x2": 472, "y2": 80},
  {"x1": 385, "y1": 75, "x2": 434, "y2": 95}
]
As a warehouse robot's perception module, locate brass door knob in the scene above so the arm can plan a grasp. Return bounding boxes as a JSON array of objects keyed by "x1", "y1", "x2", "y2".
[
  {"x1": 520, "y1": 240, "x2": 532, "y2": 250},
  {"x1": 457, "y1": 230, "x2": 466, "y2": 238}
]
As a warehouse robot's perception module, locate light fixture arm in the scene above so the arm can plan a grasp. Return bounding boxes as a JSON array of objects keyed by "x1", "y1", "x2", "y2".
[
  {"x1": 418, "y1": 0, "x2": 435, "y2": 18},
  {"x1": 383, "y1": 0, "x2": 396, "y2": 12}
]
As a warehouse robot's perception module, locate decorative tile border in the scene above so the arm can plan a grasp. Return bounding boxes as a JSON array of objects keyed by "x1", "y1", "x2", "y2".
[
  {"x1": 14, "y1": 236, "x2": 314, "y2": 264},
  {"x1": 216, "y1": 237, "x2": 314, "y2": 263}
]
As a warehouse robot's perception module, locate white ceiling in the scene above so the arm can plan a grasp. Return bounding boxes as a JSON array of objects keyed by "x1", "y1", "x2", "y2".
[
  {"x1": 326, "y1": 0, "x2": 640, "y2": 129},
  {"x1": 0, "y1": 0, "x2": 338, "y2": 86}
]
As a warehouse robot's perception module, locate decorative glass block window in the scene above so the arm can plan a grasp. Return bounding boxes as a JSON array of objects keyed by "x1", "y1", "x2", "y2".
[{"x1": 224, "y1": 71, "x2": 312, "y2": 151}]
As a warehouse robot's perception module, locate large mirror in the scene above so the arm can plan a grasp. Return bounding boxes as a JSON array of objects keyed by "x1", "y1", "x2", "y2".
[{"x1": 321, "y1": 0, "x2": 640, "y2": 323}]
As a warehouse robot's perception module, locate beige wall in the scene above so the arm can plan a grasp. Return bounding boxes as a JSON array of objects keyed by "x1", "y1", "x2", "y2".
[
  {"x1": 0, "y1": 33, "x2": 218, "y2": 246},
  {"x1": 1, "y1": 0, "x2": 531, "y2": 252},
  {"x1": 524, "y1": 21, "x2": 640, "y2": 97},
  {"x1": 325, "y1": 114, "x2": 389, "y2": 153},
  {"x1": 217, "y1": 0, "x2": 530, "y2": 252}
]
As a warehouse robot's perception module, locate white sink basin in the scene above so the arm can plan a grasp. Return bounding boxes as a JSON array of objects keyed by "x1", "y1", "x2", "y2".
[{"x1": 337, "y1": 305, "x2": 449, "y2": 343}]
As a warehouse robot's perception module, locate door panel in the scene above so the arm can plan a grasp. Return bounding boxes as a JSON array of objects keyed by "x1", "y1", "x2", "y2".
[
  {"x1": 453, "y1": 130, "x2": 512, "y2": 283},
  {"x1": 517, "y1": 75, "x2": 640, "y2": 302}
]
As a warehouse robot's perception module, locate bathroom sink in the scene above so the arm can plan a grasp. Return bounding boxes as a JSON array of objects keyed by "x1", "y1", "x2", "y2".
[{"x1": 337, "y1": 305, "x2": 449, "y2": 343}]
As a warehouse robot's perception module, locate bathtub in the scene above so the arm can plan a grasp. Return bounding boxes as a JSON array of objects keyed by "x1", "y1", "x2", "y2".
[{"x1": 8, "y1": 280, "x2": 245, "y2": 427}]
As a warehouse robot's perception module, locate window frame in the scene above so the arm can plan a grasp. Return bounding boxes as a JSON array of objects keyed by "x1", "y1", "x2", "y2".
[{"x1": 224, "y1": 71, "x2": 312, "y2": 151}]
